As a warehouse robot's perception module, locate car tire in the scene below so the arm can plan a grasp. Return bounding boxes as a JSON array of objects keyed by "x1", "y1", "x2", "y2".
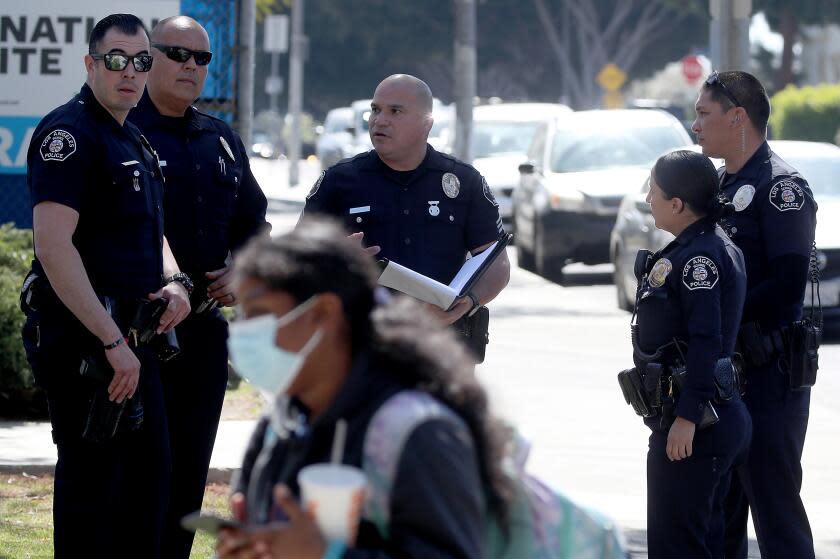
[
  {"x1": 613, "y1": 246, "x2": 634, "y2": 312},
  {"x1": 535, "y1": 224, "x2": 565, "y2": 284},
  {"x1": 515, "y1": 233, "x2": 536, "y2": 272}
]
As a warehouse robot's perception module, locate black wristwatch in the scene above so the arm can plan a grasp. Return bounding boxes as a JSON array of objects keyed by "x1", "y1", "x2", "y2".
[{"x1": 167, "y1": 272, "x2": 194, "y2": 296}]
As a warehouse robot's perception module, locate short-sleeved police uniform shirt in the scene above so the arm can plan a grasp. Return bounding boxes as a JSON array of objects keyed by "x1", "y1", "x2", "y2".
[
  {"x1": 636, "y1": 219, "x2": 747, "y2": 424},
  {"x1": 718, "y1": 142, "x2": 817, "y2": 327},
  {"x1": 28, "y1": 84, "x2": 165, "y2": 299},
  {"x1": 304, "y1": 145, "x2": 504, "y2": 284},
  {"x1": 128, "y1": 92, "x2": 268, "y2": 289}
]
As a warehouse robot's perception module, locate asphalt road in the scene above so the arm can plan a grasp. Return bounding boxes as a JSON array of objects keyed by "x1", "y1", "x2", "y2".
[{"x1": 269, "y1": 205, "x2": 840, "y2": 559}]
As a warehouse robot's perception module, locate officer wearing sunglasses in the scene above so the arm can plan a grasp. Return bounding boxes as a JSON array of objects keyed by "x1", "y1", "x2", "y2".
[
  {"x1": 693, "y1": 71, "x2": 817, "y2": 559},
  {"x1": 127, "y1": 15, "x2": 269, "y2": 559},
  {"x1": 21, "y1": 13, "x2": 193, "y2": 558}
]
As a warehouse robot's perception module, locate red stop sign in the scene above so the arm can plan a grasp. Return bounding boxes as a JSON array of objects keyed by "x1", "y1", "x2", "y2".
[{"x1": 682, "y1": 55, "x2": 703, "y2": 82}]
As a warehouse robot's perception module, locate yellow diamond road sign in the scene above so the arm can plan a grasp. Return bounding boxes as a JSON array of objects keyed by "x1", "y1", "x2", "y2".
[{"x1": 596, "y1": 63, "x2": 627, "y2": 92}]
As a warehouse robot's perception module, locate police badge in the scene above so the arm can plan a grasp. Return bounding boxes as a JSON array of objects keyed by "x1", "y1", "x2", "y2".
[
  {"x1": 732, "y1": 184, "x2": 755, "y2": 212},
  {"x1": 442, "y1": 172, "x2": 460, "y2": 198},
  {"x1": 648, "y1": 258, "x2": 672, "y2": 288}
]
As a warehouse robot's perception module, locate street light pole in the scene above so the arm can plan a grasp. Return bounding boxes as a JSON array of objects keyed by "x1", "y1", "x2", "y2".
[
  {"x1": 287, "y1": 0, "x2": 306, "y2": 186},
  {"x1": 453, "y1": 0, "x2": 476, "y2": 163}
]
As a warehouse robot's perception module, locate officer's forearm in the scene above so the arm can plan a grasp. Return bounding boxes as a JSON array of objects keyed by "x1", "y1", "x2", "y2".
[
  {"x1": 37, "y1": 239, "x2": 122, "y2": 345},
  {"x1": 161, "y1": 236, "x2": 182, "y2": 279},
  {"x1": 470, "y1": 249, "x2": 511, "y2": 305}
]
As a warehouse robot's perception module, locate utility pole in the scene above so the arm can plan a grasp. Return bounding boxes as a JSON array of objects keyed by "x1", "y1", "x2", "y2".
[
  {"x1": 264, "y1": 14, "x2": 289, "y2": 114},
  {"x1": 709, "y1": 0, "x2": 752, "y2": 71},
  {"x1": 453, "y1": 0, "x2": 476, "y2": 163},
  {"x1": 287, "y1": 0, "x2": 306, "y2": 186},
  {"x1": 237, "y1": 0, "x2": 256, "y2": 147}
]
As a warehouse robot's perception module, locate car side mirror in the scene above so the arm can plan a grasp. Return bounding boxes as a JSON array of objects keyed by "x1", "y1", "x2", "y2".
[
  {"x1": 518, "y1": 162, "x2": 535, "y2": 174},
  {"x1": 345, "y1": 126, "x2": 356, "y2": 135},
  {"x1": 634, "y1": 198, "x2": 652, "y2": 214}
]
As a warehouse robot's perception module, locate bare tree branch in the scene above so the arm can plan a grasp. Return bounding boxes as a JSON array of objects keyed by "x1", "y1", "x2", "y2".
[{"x1": 532, "y1": 0, "x2": 585, "y2": 104}]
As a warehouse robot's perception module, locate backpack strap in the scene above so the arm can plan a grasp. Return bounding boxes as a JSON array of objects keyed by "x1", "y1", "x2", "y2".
[{"x1": 362, "y1": 390, "x2": 465, "y2": 539}]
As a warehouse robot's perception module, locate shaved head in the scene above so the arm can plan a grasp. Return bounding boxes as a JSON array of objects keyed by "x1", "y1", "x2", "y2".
[
  {"x1": 151, "y1": 16, "x2": 208, "y2": 43},
  {"x1": 378, "y1": 74, "x2": 433, "y2": 116}
]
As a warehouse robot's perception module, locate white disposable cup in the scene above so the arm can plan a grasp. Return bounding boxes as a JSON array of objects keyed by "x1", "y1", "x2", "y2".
[{"x1": 298, "y1": 463, "x2": 367, "y2": 545}]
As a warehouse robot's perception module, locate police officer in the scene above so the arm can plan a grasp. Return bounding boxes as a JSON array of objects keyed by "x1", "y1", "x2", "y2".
[
  {"x1": 20, "y1": 14, "x2": 191, "y2": 558},
  {"x1": 693, "y1": 71, "x2": 817, "y2": 559},
  {"x1": 127, "y1": 15, "x2": 269, "y2": 559},
  {"x1": 631, "y1": 150, "x2": 751, "y2": 558},
  {"x1": 304, "y1": 74, "x2": 509, "y2": 331}
]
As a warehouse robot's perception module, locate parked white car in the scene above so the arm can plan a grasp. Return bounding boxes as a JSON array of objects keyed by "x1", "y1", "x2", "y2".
[
  {"x1": 610, "y1": 140, "x2": 840, "y2": 318},
  {"x1": 470, "y1": 103, "x2": 572, "y2": 224}
]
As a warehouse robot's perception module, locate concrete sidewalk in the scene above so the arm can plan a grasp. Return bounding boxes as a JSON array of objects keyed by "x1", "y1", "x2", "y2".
[{"x1": 0, "y1": 419, "x2": 256, "y2": 482}]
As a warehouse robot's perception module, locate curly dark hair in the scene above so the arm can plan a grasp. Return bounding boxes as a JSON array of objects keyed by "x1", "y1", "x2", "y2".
[{"x1": 233, "y1": 217, "x2": 514, "y2": 524}]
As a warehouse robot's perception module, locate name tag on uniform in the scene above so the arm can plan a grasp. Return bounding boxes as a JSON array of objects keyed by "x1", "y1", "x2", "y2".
[
  {"x1": 349, "y1": 206, "x2": 371, "y2": 214},
  {"x1": 159, "y1": 160, "x2": 167, "y2": 167},
  {"x1": 121, "y1": 160, "x2": 139, "y2": 166}
]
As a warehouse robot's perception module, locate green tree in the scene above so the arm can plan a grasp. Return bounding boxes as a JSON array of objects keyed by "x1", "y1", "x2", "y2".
[{"x1": 755, "y1": 0, "x2": 840, "y2": 91}]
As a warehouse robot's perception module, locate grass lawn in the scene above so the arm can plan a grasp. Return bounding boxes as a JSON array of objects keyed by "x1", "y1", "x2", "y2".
[
  {"x1": 0, "y1": 473, "x2": 232, "y2": 558},
  {"x1": 0, "y1": 383, "x2": 263, "y2": 558}
]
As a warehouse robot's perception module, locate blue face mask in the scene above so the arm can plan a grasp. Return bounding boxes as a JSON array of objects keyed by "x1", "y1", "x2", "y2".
[{"x1": 227, "y1": 297, "x2": 322, "y2": 395}]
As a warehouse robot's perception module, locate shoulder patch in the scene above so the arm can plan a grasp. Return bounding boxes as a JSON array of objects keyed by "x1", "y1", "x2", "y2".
[
  {"x1": 482, "y1": 177, "x2": 499, "y2": 207},
  {"x1": 307, "y1": 171, "x2": 325, "y2": 199},
  {"x1": 40, "y1": 129, "x2": 77, "y2": 162},
  {"x1": 769, "y1": 179, "x2": 805, "y2": 212},
  {"x1": 682, "y1": 256, "x2": 719, "y2": 291}
]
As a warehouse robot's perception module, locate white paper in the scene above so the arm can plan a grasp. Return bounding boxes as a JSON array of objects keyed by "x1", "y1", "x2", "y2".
[
  {"x1": 377, "y1": 240, "x2": 501, "y2": 310},
  {"x1": 378, "y1": 261, "x2": 458, "y2": 309}
]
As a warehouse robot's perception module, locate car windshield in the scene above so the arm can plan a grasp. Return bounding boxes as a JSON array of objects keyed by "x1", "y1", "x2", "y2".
[
  {"x1": 550, "y1": 125, "x2": 687, "y2": 173},
  {"x1": 788, "y1": 154, "x2": 840, "y2": 198},
  {"x1": 471, "y1": 121, "x2": 540, "y2": 158}
]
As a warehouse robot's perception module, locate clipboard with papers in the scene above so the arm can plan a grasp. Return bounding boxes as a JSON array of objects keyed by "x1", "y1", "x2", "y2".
[{"x1": 377, "y1": 233, "x2": 512, "y2": 310}]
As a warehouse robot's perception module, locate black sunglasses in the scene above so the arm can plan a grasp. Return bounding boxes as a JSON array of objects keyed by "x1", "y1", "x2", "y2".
[
  {"x1": 90, "y1": 52, "x2": 153, "y2": 72},
  {"x1": 705, "y1": 71, "x2": 741, "y2": 108},
  {"x1": 152, "y1": 44, "x2": 213, "y2": 66}
]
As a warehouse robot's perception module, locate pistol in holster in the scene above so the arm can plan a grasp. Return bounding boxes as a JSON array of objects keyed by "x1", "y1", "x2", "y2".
[{"x1": 617, "y1": 362, "x2": 664, "y2": 418}]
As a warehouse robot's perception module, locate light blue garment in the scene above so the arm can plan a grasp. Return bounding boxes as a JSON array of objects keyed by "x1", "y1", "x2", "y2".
[{"x1": 227, "y1": 298, "x2": 321, "y2": 394}]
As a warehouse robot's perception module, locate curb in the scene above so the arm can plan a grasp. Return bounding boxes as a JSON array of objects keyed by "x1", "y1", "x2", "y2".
[{"x1": 1, "y1": 464, "x2": 236, "y2": 485}]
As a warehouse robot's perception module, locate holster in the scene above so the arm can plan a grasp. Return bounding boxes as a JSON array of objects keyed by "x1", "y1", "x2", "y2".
[
  {"x1": 617, "y1": 367, "x2": 656, "y2": 418},
  {"x1": 454, "y1": 306, "x2": 490, "y2": 364},
  {"x1": 787, "y1": 319, "x2": 820, "y2": 390},
  {"x1": 669, "y1": 364, "x2": 720, "y2": 430}
]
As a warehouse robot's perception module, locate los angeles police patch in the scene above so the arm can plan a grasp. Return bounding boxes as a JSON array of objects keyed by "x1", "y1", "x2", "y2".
[
  {"x1": 40, "y1": 129, "x2": 76, "y2": 162},
  {"x1": 682, "y1": 256, "x2": 719, "y2": 290},
  {"x1": 482, "y1": 177, "x2": 499, "y2": 207},
  {"x1": 307, "y1": 171, "x2": 325, "y2": 200},
  {"x1": 769, "y1": 179, "x2": 805, "y2": 212}
]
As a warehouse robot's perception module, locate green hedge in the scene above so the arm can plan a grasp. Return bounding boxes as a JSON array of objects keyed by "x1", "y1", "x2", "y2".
[
  {"x1": 0, "y1": 224, "x2": 46, "y2": 418},
  {"x1": 770, "y1": 84, "x2": 840, "y2": 144}
]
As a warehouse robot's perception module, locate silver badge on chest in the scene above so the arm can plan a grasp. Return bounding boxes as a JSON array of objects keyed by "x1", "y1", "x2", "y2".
[
  {"x1": 442, "y1": 172, "x2": 460, "y2": 198},
  {"x1": 428, "y1": 201, "x2": 440, "y2": 216},
  {"x1": 732, "y1": 184, "x2": 755, "y2": 212}
]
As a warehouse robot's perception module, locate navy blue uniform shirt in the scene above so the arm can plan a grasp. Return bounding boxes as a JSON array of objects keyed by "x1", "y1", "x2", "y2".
[
  {"x1": 303, "y1": 146, "x2": 504, "y2": 284},
  {"x1": 28, "y1": 83, "x2": 165, "y2": 299},
  {"x1": 636, "y1": 219, "x2": 747, "y2": 424},
  {"x1": 128, "y1": 92, "x2": 268, "y2": 289},
  {"x1": 719, "y1": 142, "x2": 817, "y2": 328}
]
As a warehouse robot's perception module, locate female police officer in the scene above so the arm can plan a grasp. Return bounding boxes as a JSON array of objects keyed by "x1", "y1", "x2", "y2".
[{"x1": 630, "y1": 150, "x2": 752, "y2": 558}]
